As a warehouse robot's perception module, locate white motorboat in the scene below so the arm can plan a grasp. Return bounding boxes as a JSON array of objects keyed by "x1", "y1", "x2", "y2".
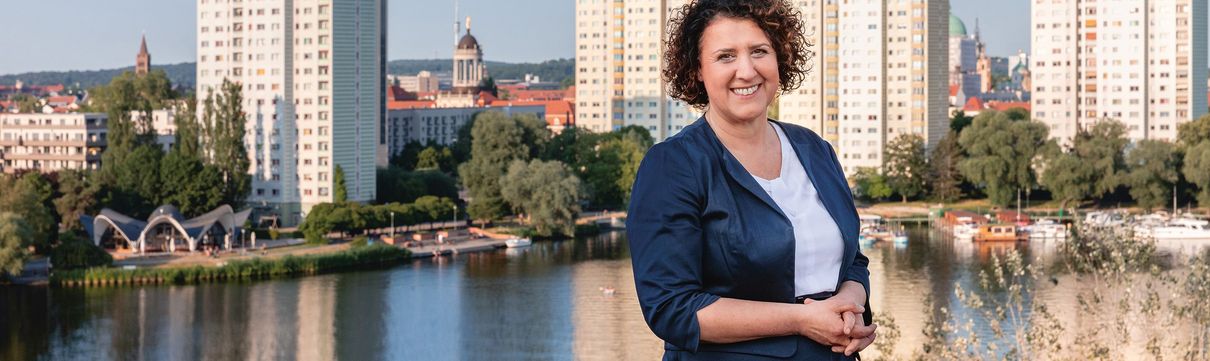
[
  {"x1": 505, "y1": 237, "x2": 532, "y2": 248},
  {"x1": 1148, "y1": 218, "x2": 1210, "y2": 241},
  {"x1": 952, "y1": 222, "x2": 977, "y2": 240},
  {"x1": 1027, "y1": 219, "x2": 1069, "y2": 239}
]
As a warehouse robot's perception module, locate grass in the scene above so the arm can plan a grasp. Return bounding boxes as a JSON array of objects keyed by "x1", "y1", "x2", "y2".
[{"x1": 51, "y1": 243, "x2": 410, "y2": 287}]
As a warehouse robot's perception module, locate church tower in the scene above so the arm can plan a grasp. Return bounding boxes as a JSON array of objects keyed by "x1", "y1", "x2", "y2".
[{"x1": 136, "y1": 35, "x2": 151, "y2": 76}]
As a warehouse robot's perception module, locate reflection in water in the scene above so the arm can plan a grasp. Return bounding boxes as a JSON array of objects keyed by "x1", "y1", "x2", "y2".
[
  {"x1": 3, "y1": 228, "x2": 1207, "y2": 360},
  {"x1": 571, "y1": 231, "x2": 663, "y2": 361}
]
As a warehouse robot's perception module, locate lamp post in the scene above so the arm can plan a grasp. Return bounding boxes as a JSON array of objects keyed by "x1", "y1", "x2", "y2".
[
  {"x1": 453, "y1": 204, "x2": 458, "y2": 227},
  {"x1": 391, "y1": 211, "x2": 396, "y2": 240}
]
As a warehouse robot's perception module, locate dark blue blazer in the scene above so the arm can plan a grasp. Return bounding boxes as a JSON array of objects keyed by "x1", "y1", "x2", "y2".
[{"x1": 627, "y1": 117, "x2": 870, "y2": 360}]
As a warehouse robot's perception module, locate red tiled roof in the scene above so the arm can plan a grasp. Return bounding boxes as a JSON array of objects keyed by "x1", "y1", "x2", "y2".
[
  {"x1": 985, "y1": 101, "x2": 1031, "y2": 112},
  {"x1": 388, "y1": 86, "x2": 417, "y2": 101},
  {"x1": 387, "y1": 100, "x2": 436, "y2": 110},
  {"x1": 47, "y1": 96, "x2": 76, "y2": 105},
  {"x1": 963, "y1": 97, "x2": 984, "y2": 111},
  {"x1": 42, "y1": 84, "x2": 65, "y2": 92}
]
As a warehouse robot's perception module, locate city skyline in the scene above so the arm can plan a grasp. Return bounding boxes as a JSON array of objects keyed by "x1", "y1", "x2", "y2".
[{"x1": 1, "y1": 0, "x2": 1066, "y2": 76}]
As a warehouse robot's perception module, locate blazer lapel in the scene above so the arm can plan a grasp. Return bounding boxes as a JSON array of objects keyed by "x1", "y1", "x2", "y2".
[
  {"x1": 699, "y1": 117, "x2": 788, "y2": 220},
  {"x1": 778, "y1": 121, "x2": 856, "y2": 245}
]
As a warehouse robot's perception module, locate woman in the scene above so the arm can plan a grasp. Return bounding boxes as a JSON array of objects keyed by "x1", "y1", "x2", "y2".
[{"x1": 627, "y1": 0, "x2": 877, "y2": 359}]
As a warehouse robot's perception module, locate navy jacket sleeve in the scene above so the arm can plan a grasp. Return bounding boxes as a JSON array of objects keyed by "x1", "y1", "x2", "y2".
[
  {"x1": 823, "y1": 141, "x2": 873, "y2": 324},
  {"x1": 626, "y1": 142, "x2": 721, "y2": 352}
]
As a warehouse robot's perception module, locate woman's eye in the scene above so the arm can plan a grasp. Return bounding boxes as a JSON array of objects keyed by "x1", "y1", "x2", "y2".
[
  {"x1": 718, "y1": 54, "x2": 735, "y2": 62},
  {"x1": 753, "y1": 49, "x2": 769, "y2": 56}
]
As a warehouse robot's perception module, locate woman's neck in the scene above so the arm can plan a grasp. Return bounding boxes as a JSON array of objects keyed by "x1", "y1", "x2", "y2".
[{"x1": 705, "y1": 108, "x2": 772, "y2": 149}]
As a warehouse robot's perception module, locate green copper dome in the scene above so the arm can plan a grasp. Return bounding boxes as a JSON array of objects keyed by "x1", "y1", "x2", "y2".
[{"x1": 950, "y1": 13, "x2": 968, "y2": 37}]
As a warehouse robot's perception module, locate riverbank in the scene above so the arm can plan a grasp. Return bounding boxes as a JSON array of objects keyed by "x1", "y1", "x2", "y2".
[{"x1": 50, "y1": 243, "x2": 410, "y2": 287}]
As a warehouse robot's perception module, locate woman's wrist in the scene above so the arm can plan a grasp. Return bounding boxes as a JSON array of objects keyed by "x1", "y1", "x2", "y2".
[{"x1": 835, "y1": 281, "x2": 867, "y2": 306}]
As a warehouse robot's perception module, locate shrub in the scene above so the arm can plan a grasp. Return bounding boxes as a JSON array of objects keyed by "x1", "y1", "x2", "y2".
[{"x1": 50, "y1": 239, "x2": 113, "y2": 270}]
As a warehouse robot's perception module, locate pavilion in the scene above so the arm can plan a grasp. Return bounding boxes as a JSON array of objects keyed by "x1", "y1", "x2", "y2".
[{"x1": 82, "y1": 205, "x2": 252, "y2": 253}]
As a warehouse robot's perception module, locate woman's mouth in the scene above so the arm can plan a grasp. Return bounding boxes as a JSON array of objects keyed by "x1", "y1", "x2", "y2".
[{"x1": 731, "y1": 83, "x2": 760, "y2": 96}]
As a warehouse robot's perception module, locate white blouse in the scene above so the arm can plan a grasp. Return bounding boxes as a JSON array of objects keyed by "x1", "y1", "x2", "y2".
[{"x1": 749, "y1": 122, "x2": 845, "y2": 296}]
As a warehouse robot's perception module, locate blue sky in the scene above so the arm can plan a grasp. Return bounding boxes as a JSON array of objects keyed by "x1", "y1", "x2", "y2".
[{"x1": 0, "y1": 0, "x2": 1149, "y2": 75}]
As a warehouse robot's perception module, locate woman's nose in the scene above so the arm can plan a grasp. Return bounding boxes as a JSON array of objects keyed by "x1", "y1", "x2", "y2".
[{"x1": 735, "y1": 55, "x2": 759, "y2": 81}]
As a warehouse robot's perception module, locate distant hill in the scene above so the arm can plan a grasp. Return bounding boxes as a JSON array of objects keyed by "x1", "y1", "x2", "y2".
[
  {"x1": 0, "y1": 58, "x2": 574, "y2": 90},
  {"x1": 0, "y1": 62, "x2": 196, "y2": 90}
]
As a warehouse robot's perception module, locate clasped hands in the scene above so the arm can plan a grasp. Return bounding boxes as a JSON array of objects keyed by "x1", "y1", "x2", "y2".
[{"x1": 797, "y1": 295, "x2": 876, "y2": 356}]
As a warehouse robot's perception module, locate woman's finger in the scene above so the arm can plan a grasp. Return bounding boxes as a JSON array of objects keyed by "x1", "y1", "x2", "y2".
[
  {"x1": 849, "y1": 322, "x2": 877, "y2": 339},
  {"x1": 841, "y1": 311, "x2": 856, "y2": 335}
]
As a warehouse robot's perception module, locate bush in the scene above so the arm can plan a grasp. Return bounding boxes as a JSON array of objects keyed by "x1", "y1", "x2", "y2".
[
  {"x1": 51, "y1": 243, "x2": 409, "y2": 286},
  {"x1": 350, "y1": 236, "x2": 368, "y2": 248},
  {"x1": 51, "y1": 240, "x2": 113, "y2": 270}
]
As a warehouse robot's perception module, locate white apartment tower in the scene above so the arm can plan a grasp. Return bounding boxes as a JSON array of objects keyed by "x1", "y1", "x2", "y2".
[
  {"x1": 197, "y1": 0, "x2": 385, "y2": 225},
  {"x1": 575, "y1": 0, "x2": 700, "y2": 140},
  {"x1": 779, "y1": 0, "x2": 949, "y2": 175},
  {"x1": 1031, "y1": 0, "x2": 1207, "y2": 143}
]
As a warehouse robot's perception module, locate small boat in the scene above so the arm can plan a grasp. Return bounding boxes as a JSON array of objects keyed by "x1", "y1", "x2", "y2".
[
  {"x1": 892, "y1": 232, "x2": 909, "y2": 245},
  {"x1": 1027, "y1": 219, "x2": 1069, "y2": 240},
  {"x1": 505, "y1": 237, "x2": 532, "y2": 248},
  {"x1": 974, "y1": 224, "x2": 1028, "y2": 242},
  {"x1": 1148, "y1": 218, "x2": 1210, "y2": 241}
]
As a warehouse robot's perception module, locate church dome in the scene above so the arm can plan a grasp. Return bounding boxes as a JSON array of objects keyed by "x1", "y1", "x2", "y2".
[
  {"x1": 950, "y1": 13, "x2": 967, "y2": 37},
  {"x1": 457, "y1": 33, "x2": 480, "y2": 50}
]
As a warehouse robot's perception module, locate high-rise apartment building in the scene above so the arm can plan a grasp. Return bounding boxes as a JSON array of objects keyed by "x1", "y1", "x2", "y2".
[
  {"x1": 574, "y1": 0, "x2": 700, "y2": 140},
  {"x1": 779, "y1": 0, "x2": 949, "y2": 175},
  {"x1": 1031, "y1": 0, "x2": 1206, "y2": 143},
  {"x1": 197, "y1": 0, "x2": 385, "y2": 225}
]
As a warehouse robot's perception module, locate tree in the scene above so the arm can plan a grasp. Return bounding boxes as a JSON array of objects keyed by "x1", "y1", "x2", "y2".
[
  {"x1": 958, "y1": 110, "x2": 1050, "y2": 205},
  {"x1": 852, "y1": 167, "x2": 893, "y2": 201},
  {"x1": 950, "y1": 110, "x2": 974, "y2": 134},
  {"x1": 1077, "y1": 120, "x2": 1130, "y2": 198},
  {"x1": 0, "y1": 212, "x2": 32, "y2": 278},
  {"x1": 516, "y1": 113, "x2": 551, "y2": 160},
  {"x1": 928, "y1": 131, "x2": 964, "y2": 202},
  {"x1": 376, "y1": 167, "x2": 458, "y2": 204},
  {"x1": 390, "y1": 140, "x2": 425, "y2": 171},
  {"x1": 1183, "y1": 142, "x2": 1210, "y2": 207},
  {"x1": 53, "y1": 169, "x2": 101, "y2": 231},
  {"x1": 334, "y1": 165, "x2": 348, "y2": 203},
  {"x1": 416, "y1": 146, "x2": 455, "y2": 172},
  {"x1": 1126, "y1": 140, "x2": 1181, "y2": 210},
  {"x1": 458, "y1": 111, "x2": 534, "y2": 222},
  {"x1": 160, "y1": 151, "x2": 224, "y2": 217},
  {"x1": 101, "y1": 144, "x2": 164, "y2": 218},
  {"x1": 1039, "y1": 121, "x2": 1129, "y2": 208},
  {"x1": 204, "y1": 79, "x2": 250, "y2": 207},
  {"x1": 12, "y1": 94, "x2": 42, "y2": 113},
  {"x1": 0, "y1": 176, "x2": 56, "y2": 254},
  {"x1": 1040, "y1": 145, "x2": 1094, "y2": 211},
  {"x1": 884, "y1": 133, "x2": 927, "y2": 202},
  {"x1": 479, "y1": 76, "x2": 498, "y2": 97},
  {"x1": 173, "y1": 94, "x2": 202, "y2": 159},
  {"x1": 500, "y1": 160, "x2": 583, "y2": 237},
  {"x1": 1177, "y1": 114, "x2": 1210, "y2": 148}
]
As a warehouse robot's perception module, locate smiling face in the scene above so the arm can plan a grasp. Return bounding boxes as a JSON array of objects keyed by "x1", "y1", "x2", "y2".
[{"x1": 697, "y1": 15, "x2": 780, "y2": 124}]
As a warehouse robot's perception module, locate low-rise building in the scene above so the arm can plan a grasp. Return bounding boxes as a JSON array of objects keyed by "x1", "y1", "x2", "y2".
[
  {"x1": 0, "y1": 113, "x2": 107, "y2": 173},
  {"x1": 384, "y1": 104, "x2": 544, "y2": 155}
]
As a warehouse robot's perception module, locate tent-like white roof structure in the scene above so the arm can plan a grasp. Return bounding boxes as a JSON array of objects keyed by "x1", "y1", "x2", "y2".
[{"x1": 83, "y1": 205, "x2": 253, "y2": 253}]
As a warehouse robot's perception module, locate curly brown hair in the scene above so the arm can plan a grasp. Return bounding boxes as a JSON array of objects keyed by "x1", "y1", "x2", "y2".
[{"x1": 663, "y1": 0, "x2": 812, "y2": 109}]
